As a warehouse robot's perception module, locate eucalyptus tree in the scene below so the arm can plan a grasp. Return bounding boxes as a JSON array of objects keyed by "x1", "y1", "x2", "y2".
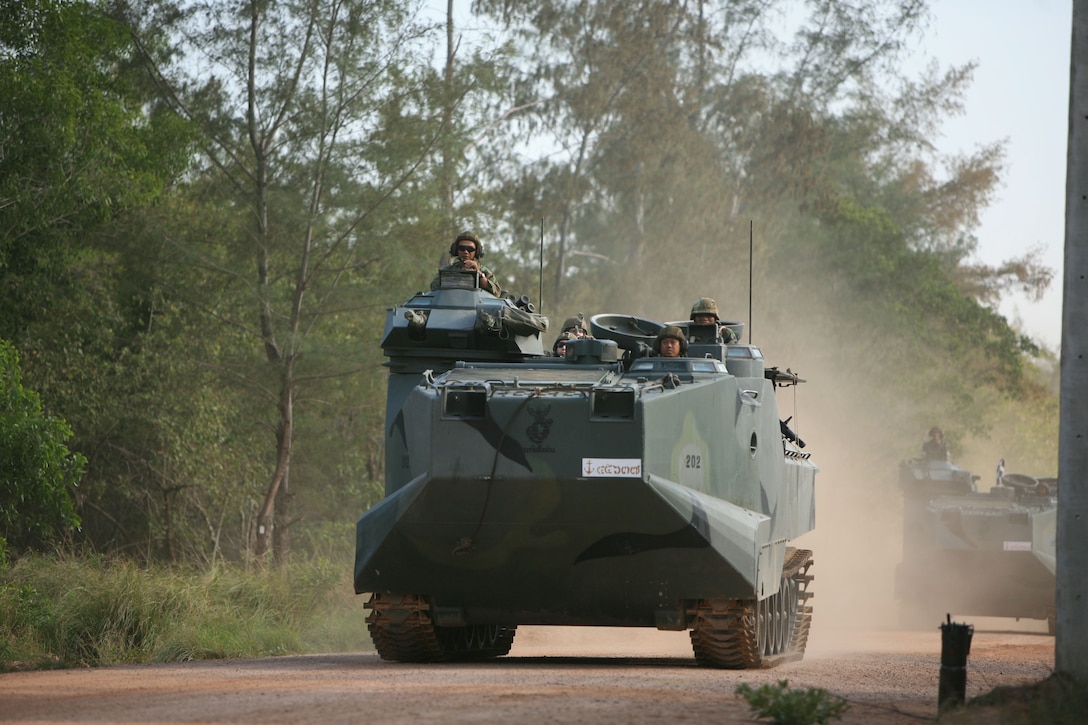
[
  {"x1": 472, "y1": 1, "x2": 944, "y2": 313},
  {"x1": 472, "y1": 1, "x2": 1049, "y2": 311},
  {"x1": 472, "y1": 0, "x2": 1055, "y2": 476},
  {"x1": 121, "y1": 0, "x2": 460, "y2": 563}
]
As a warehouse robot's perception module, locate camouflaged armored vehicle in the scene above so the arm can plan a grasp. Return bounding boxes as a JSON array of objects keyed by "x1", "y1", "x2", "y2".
[
  {"x1": 354, "y1": 270, "x2": 819, "y2": 667},
  {"x1": 895, "y1": 458, "x2": 1057, "y2": 633}
]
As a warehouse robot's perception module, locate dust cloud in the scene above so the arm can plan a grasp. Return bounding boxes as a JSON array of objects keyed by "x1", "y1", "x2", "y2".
[
  {"x1": 487, "y1": 292, "x2": 1048, "y2": 661},
  {"x1": 751, "y1": 318, "x2": 1051, "y2": 648},
  {"x1": 777, "y1": 349, "x2": 909, "y2": 645}
]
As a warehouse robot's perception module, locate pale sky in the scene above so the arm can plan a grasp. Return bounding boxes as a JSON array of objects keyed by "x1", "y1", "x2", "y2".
[{"x1": 917, "y1": 2, "x2": 1071, "y2": 350}]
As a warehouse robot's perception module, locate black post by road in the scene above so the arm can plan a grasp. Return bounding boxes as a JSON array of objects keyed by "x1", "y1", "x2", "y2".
[{"x1": 938, "y1": 614, "x2": 974, "y2": 713}]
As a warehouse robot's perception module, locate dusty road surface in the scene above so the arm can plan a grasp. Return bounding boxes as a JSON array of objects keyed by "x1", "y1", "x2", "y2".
[{"x1": 0, "y1": 619, "x2": 1053, "y2": 724}]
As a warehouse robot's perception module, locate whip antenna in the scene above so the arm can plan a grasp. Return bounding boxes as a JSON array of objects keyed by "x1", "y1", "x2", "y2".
[
  {"x1": 748, "y1": 220, "x2": 753, "y2": 343},
  {"x1": 538, "y1": 218, "x2": 545, "y2": 314}
]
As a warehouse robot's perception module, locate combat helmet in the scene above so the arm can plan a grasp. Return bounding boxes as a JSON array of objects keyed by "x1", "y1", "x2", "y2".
[
  {"x1": 690, "y1": 297, "x2": 720, "y2": 321},
  {"x1": 561, "y1": 313, "x2": 590, "y2": 337},
  {"x1": 552, "y1": 331, "x2": 577, "y2": 355},
  {"x1": 449, "y1": 231, "x2": 484, "y2": 258},
  {"x1": 653, "y1": 324, "x2": 688, "y2": 355}
]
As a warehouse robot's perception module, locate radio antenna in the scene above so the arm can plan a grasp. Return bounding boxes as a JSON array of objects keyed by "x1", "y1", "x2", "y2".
[
  {"x1": 538, "y1": 218, "x2": 545, "y2": 314},
  {"x1": 748, "y1": 220, "x2": 753, "y2": 343}
]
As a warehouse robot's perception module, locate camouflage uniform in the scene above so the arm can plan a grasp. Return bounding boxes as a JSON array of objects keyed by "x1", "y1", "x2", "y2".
[
  {"x1": 687, "y1": 297, "x2": 737, "y2": 344},
  {"x1": 922, "y1": 427, "x2": 948, "y2": 461},
  {"x1": 430, "y1": 231, "x2": 502, "y2": 297},
  {"x1": 689, "y1": 324, "x2": 738, "y2": 344}
]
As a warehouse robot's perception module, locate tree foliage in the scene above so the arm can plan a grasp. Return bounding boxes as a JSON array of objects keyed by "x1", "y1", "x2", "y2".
[
  {"x1": 0, "y1": 0, "x2": 191, "y2": 336},
  {"x1": 120, "y1": 0, "x2": 470, "y2": 562},
  {"x1": 0, "y1": 0, "x2": 1060, "y2": 565},
  {"x1": 475, "y1": 0, "x2": 1054, "y2": 456},
  {"x1": 0, "y1": 340, "x2": 84, "y2": 554}
]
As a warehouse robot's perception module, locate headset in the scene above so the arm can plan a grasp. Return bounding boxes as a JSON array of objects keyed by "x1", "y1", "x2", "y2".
[{"x1": 449, "y1": 231, "x2": 484, "y2": 259}]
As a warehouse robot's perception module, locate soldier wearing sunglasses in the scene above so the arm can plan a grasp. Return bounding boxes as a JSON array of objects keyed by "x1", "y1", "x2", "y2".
[{"x1": 430, "y1": 231, "x2": 502, "y2": 296}]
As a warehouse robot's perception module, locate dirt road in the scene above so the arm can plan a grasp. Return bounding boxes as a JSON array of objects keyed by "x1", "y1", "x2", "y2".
[{"x1": 0, "y1": 620, "x2": 1053, "y2": 724}]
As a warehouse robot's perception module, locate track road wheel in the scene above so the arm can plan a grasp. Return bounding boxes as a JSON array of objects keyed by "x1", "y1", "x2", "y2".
[
  {"x1": 690, "y1": 548, "x2": 813, "y2": 669},
  {"x1": 365, "y1": 593, "x2": 516, "y2": 663}
]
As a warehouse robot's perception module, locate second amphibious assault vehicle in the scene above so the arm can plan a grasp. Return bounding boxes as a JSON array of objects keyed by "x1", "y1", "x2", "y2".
[
  {"x1": 354, "y1": 272, "x2": 819, "y2": 668},
  {"x1": 895, "y1": 458, "x2": 1057, "y2": 632}
]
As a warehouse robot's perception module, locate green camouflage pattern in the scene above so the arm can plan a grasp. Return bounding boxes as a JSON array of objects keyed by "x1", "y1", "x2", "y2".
[{"x1": 356, "y1": 284, "x2": 818, "y2": 666}]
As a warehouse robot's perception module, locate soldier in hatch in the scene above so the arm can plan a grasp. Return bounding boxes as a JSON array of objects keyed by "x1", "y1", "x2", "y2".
[
  {"x1": 430, "y1": 231, "x2": 502, "y2": 297},
  {"x1": 687, "y1": 297, "x2": 737, "y2": 343},
  {"x1": 653, "y1": 325, "x2": 687, "y2": 358},
  {"x1": 922, "y1": 426, "x2": 949, "y2": 461},
  {"x1": 552, "y1": 313, "x2": 594, "y2": 357},
  {"x1": 552, "y1": 331, "x2": 576, "y2": 357},
  {"x1": 560, "y1": 313, "x2": 593, "y2": 339}
]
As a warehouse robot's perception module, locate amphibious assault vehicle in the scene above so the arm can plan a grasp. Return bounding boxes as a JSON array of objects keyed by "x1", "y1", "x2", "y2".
[
  {"x1": 354, "y1": 271, "x2": 818, "y2": 667},
  {"x1": 895, "y1": 458, "x2": 1057, "y2": 633}
]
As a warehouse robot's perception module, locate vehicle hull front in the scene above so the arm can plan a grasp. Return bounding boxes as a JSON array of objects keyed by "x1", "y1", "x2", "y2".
[{"x1": 354, "y1": 470, "x2": 773, "y2": 627}]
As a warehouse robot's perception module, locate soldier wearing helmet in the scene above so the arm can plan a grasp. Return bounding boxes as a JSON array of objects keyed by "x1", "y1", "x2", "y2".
[
  {"x1": 430, "y1": 231, "x2": 502, "y2": 296},
  {"x1": 552, "y1": 331, "x2": 577, "y2": 357},
  {"x1": 552, "y1": 313, "x2": 593, "y2": 357},
  {"x1": 560, "y1": 313, "x2": 593, "y2": 339},
  {"x1": 653, "y1": 325, "x2": 687, "y2": 358},
  {"x1": 690, "y1": 297, "x2": 720, "y2": 323},
  {"x1": 688, "y1": 297, "x2": 737, "y2": 343},
  {"x1": 922, "y1": 426, "x2": 949, "y2": 461}
]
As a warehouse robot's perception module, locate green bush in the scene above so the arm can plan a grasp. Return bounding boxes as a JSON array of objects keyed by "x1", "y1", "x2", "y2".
[
  {"x1": 0, "y1": 340, "x2": 84, "y2": 553},
  {"x1": 735, "y1": 680, "x2": 850, "y2": 725}
]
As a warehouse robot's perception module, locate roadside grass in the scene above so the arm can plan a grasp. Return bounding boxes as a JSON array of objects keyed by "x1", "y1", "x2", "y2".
[
  {"x1": 4, "y1": 556, "x2": 1084, "y2": 725},
  {"x1": 0, "y1": 553, "x2": 373, "y2": 671}
]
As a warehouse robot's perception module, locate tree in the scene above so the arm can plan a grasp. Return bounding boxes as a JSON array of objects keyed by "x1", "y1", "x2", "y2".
[
  {"x1": 125, "y1": 0, "x2": 457, "y2": 563},
  {"x1": 473, "y1": 0, "x2": 1055, "y2": 468},
  {"x1": 0, "y1": 0, "x2": 191, "y2": 338},
  {"x1": 0, "y1": 0, "x2": 1057, "y2": 566},
  {"x1": 0, "y1": 340, "x2": 84, "y2": 555},
  {"x1": 473, "y1": 1, "x2": 947, "y2": 314},
  {"x1": 0, "y1": 0, "x2": 220, "y2": 561}
]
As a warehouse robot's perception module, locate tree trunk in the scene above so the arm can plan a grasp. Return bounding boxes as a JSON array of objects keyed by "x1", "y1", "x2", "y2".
[{"x1": 254, "y1": 355, "x2": 294, "y2": 562}]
